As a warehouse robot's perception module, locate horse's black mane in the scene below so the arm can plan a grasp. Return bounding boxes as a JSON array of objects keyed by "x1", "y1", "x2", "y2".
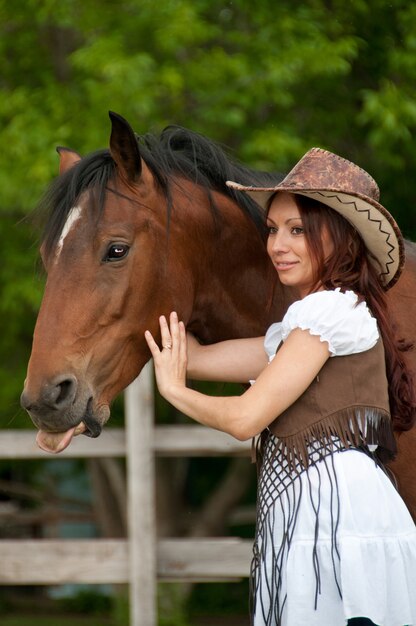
[{"x1": 40, "y1": 125, "x2": 283, "y2": 259}]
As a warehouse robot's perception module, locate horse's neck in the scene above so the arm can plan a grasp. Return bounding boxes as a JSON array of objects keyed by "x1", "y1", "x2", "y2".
[
  {"x1": 188, "y1": 276, "x2": 289, "y2": 344},
  {"x1": 181, "y1": 191, "x2": 291, "y2": 344}
]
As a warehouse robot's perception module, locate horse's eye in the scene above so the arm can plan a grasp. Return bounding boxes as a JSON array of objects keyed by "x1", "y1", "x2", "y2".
[{"x1": 104, "y1": 243, "x2": 130, "y2": 262}]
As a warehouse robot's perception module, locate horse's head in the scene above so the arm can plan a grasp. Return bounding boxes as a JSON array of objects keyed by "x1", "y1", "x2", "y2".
[
  {"x1": 21, "y1": 113, "x2": 286, "y2": 452},
  {"x1": 21, "y1": 113, "x2": 198, "y2": 451}
]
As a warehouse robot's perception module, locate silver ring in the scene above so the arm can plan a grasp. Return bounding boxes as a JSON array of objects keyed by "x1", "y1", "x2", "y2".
[{"x1": 163, "y1": 344, "x2": 172, "y2": 350}]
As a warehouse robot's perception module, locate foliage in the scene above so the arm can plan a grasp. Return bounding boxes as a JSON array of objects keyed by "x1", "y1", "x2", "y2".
[
  {"x1": 0, "y1": 588, "x2": 115, "y2": 625},
  {"x1": 188, "y1": 580, "x2": 249, "y2": 618},
  {"x1": 56, "y1": 588, "x2": 113, "y2": 615},
  {"x1": 2, "y1": 0, "x2": 416, "y2": 424},
  {"x1": 157, "y1": 583, "x2": 191, "y2": 626}
]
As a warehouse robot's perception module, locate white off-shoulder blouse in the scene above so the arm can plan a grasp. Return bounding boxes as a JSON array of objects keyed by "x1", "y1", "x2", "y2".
[{"x1": 264, "y1": 289, "x2": 379, "y2": 360}]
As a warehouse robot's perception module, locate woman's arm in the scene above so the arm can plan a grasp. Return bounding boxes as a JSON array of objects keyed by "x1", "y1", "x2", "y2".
[
  {"x1": 145, "y1": 313, "x2": 330, "y2": 440},
  {"x1": 186, "y1": 331, "x2": 268, "y2": 382}
]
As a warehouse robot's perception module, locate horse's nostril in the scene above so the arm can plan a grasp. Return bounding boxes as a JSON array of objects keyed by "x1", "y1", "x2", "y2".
[
  {"x1": 43, "y1": 375, "x2": 78, "y2": 410},
  {"x1": 56, "y1": 379, "x2": 75, "y2": 405},
  {"x1": 21, "y1": 376, "x2": 78, "y2": 415}
]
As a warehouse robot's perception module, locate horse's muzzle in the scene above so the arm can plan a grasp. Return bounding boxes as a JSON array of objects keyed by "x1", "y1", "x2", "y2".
[
  {"x1": 21, "y1": 373, "x2": 78, "y2": 416},
  {"x1": 20, "y1": 374, "x2": 98, "y2": 436}
]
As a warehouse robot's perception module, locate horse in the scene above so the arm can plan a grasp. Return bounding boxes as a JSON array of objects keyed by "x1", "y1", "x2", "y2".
[{"x1": 20, "y1": 112, "x2": 416, "y2": 520}]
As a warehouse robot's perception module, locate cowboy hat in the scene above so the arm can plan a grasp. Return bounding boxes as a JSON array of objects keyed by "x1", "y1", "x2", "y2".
[{"x1": 227, "y1": 147, "x2": 404, "y2": 289}]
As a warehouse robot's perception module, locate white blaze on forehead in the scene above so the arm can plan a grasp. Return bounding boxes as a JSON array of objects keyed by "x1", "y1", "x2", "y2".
[{"x1": 56, "y1": 206, "x2": 83, "y2": 258}]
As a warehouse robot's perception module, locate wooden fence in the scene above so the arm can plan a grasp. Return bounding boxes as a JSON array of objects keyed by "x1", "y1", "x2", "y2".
[{"x1": 0, "y1": 363, "x2": 253, "y2": 625}]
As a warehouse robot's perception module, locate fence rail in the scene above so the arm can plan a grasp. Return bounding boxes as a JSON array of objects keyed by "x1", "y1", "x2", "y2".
[
  {"x1": 0, "y1": 538, "x2": 252, "y2": 584},
  {"x1": 0, "y1": 426, "x2": 251, "y2": 459}
]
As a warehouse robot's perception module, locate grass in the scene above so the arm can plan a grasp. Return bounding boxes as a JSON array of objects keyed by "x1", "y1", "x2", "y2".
[
  {"x1": 0, "y1": 618, "x2": 248, "y2": 626},
  {"x1": 0, "y1": 587, "x2": 123, "y2": 625},
  {"x1": 0, "y1": 618, "x2": 114, "y2": 626},
  {"x1": 0, "y1": 581, "x2": 250, "y2": 626}
]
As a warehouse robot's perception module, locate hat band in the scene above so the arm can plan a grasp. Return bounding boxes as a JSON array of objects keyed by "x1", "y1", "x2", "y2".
[{"x1": 299, "y1": 190, "x2": 399, "y2": 284}]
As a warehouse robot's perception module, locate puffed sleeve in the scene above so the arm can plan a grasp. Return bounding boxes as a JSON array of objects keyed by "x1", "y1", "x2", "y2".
[
  {"x1": 280, "y1": 289, "x2": 379, "y2": 356},
  {"x1": 264, "y1": 322, "x2": 283, "y2": 360}
]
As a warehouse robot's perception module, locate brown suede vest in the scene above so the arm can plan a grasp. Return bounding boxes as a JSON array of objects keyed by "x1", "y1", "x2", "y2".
[{"x1": 266, "y1": 339, "x2": 396, "y2": 469}]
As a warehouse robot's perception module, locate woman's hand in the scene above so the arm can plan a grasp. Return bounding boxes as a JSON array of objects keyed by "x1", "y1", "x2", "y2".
[{"x1": 145, "y1": 312, "x2": 187, "y2": 400}]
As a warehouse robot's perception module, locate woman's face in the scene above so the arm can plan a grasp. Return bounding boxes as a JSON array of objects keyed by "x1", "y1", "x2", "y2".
[{"x1": 266, "y1": 192, "x2": 333, "y2": 297}]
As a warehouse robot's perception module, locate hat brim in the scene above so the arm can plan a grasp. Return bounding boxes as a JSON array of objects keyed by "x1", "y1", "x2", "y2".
[{"x1": 226, "y1": 181, "x2": 405, "y2": 289}]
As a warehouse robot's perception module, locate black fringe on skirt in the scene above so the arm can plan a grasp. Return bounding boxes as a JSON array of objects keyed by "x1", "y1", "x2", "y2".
[{"x1": 250, "y1": 433, "x2": 385, "y2": 626}]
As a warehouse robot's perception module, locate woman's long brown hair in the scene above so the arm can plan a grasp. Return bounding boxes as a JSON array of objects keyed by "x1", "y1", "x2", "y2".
[{"x1": 295, "y1": 194, "x2": 416, "y2": 432}]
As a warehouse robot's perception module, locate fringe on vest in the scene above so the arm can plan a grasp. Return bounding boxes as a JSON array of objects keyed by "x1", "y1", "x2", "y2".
[{"x1": 258, "y1": 407, "x2": 396, "y2": 473}]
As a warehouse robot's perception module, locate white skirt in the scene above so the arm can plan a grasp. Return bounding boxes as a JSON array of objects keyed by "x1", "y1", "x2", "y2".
[{"x1": 253, "y1": 443, "x2": 416, "y2": 626}]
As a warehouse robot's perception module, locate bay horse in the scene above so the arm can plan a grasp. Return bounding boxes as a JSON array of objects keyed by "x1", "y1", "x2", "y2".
[{"x1": 21, "y1": 112, "x2": 416, "y2": 520}]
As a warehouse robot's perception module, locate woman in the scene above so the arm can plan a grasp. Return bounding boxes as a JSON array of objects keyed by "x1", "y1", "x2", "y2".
[{"x1": 145, "y1": 148, "x2": 416, "y2": 625}]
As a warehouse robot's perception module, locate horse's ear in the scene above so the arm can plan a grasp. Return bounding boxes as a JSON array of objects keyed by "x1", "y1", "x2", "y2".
[
  {"x1": 109, "y1": 111, "x2": 142, "y2": 182},
  {"x1": 57, "y1": 147, "x2": 82, "y2": 175}
]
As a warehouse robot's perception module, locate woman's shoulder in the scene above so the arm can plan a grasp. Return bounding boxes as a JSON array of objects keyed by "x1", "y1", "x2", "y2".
[{"x1": 280, "y1": 289, "x2": 379, "y2": 356}]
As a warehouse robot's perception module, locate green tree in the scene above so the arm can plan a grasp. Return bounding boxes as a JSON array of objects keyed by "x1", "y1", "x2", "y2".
[{"x1": 2, "y1": 0, "x2": 416, "y2": 441}]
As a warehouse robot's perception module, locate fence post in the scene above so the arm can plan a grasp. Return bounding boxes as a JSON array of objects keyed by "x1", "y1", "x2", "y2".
[{"x1": 125, "y1": 362, "x2": 157, "y2": 626}]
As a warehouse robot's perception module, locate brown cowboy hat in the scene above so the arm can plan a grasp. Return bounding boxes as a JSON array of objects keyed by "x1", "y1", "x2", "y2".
[{"x1": 227, "y1": 147, "x2": 405, "y2": 289}]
